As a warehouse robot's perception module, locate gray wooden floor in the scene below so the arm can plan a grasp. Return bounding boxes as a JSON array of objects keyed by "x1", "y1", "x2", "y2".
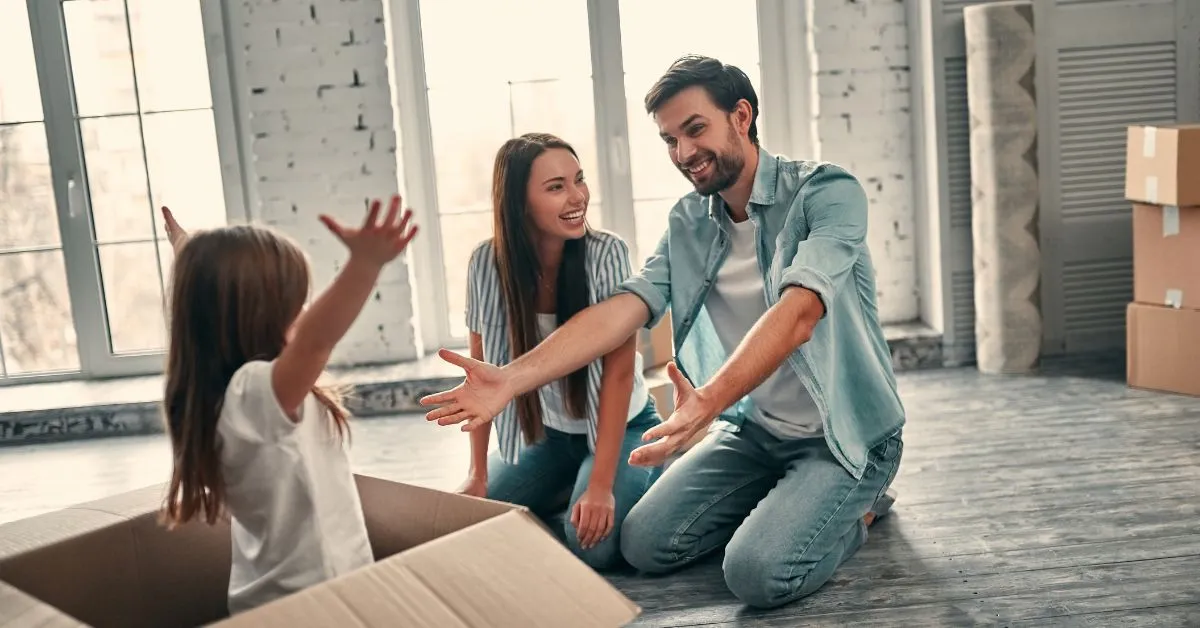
[
  {"x1": 608, "y1": 355, "x2": 1200, "y2": 627},
  {"x1": 3, "y1": 355, "x2": 1199, "y2": 626}
]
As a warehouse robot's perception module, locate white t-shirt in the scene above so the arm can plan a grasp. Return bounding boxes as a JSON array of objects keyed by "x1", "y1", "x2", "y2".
[
  {"x1": 535, "y1": 313, "x2": 649, "y2": 434},
  {"x1": 704, "y1": 217, "x2": 824, "y2": 439},
  {"x1": 217, "y1": 360, "x2": 374, "y2": 615}
]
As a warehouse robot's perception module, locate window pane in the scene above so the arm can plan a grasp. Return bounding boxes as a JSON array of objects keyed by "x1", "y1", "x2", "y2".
[
  {"x1": 618, "y1": 0, "x2": 761, "y2": 90},
  {"x1": 0, "y1": 250, "x2": 80, "y2": 374},
  {"x1": 127, "y1": 0, "x2": 213, "y2": 112},
  {"x1": 418, "y1": 1, "x2": 598, "y2": 340},
  {"x1": 80, "y1": 116, "x2": 153, "y2": 241},
  {"x1": 143, "y1": 110, "x2": 225, "y2": 231},
  {"x1": 98, "y1": 241, "x2": 166, "y2": 354},
  {"x1": 419, "y1": 0, "x2": 592, "y2": 89},
  {"x1": 633, "y1": 199, "x2": 673, "y2": 273},
  {"x1": 0, "y1": 123, "x2": 61, "y2": 249},
  {"x1": 64, "y1": 0, "x2": 138, "y2": 117},
  {"x1": 619, "y1": 0, "x2": 764, "y2": 210},
  {"x1": 510, "y1": 78, "x2": 602, "y2": 203},
  {"x1": 0, "y1": 0, "x2": 44, "y2": 123},
  {"x1": 157, "y1": 238, "x2": 174, "y2": 288},
  {"x1": 440, "y1": 212, "x2": 494, "y2": 340},
  {"x1": 426, "y1": 85, "x2": 511, "y2": 214}
]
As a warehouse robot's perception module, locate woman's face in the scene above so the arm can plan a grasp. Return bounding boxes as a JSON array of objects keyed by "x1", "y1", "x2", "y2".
[{"x1": 525, "y1": 148, "x2": 589, "y2": 242}]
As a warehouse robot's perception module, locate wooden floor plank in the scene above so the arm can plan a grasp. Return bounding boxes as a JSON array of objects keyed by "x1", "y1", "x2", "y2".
[{"x1": 609, "y1": 358, "x2": 1200, "y2": 627}]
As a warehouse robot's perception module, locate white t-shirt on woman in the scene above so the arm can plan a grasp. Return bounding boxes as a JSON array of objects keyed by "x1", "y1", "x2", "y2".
[{"x1": 216, "y1": 360, "x2": 373, "y2": 615}]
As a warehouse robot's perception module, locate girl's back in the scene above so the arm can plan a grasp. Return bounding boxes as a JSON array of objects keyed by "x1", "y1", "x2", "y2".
[
  {"x1": 217, "y1": 359, "x2": 372, "y2": 614},
  {"x1": 159, "y1": 199, "x2": 417, "y2": 615}
]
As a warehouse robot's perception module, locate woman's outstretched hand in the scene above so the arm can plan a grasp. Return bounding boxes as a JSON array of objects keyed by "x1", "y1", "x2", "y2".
[{"x1": 421, "y1": 349, "x2": 515, "y2": 431}]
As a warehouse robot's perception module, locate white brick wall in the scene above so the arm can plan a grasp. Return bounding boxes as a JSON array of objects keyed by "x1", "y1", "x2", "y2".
[
  {"x1": 809, "y1": 0, "x2": 919, "y2": 323},
  {"x1": 229, "y1": 0, "x2": 418, "y2": 366}
]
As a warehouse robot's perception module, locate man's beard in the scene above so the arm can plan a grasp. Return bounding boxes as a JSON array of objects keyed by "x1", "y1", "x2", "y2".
[{"x1": 680, "y1": 141, "x2": 745, "y2": 196}]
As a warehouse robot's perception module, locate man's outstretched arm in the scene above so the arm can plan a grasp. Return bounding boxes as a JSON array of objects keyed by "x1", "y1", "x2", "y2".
[
  {"x1": 506, "y1": 293, "x2": 650, "y2": 396},
  {"x1": 423, "y1": 230, "x2": 673, "y2": 431}
]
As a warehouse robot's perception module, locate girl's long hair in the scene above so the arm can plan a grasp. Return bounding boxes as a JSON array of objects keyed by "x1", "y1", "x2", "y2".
[
  {"x1": 491, "y1": 133, "x2": 590, "y2": 445},
  {"x1": 160, "y1": 225, "x2": 348, "y2": 528}
]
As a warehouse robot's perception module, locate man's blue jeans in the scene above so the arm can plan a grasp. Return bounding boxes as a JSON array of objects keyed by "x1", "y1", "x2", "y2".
[{"x1": 620, "y1": 418, "x2": 903, "y2": 608}]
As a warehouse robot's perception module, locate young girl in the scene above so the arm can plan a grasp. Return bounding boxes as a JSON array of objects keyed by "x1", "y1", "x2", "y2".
[
  {"x1": 158, "y1": 198, "x2": 418, "y2": 614},
  {"x1": 452, "y1": 132, "x2": 663, "y2": 569}
]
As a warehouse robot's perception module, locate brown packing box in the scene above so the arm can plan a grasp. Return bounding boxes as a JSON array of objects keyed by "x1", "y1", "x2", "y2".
[
  {"x1": 0, "y1": 476, "x2": 639, "y2": 628},
  {"x1": 1132, "y1": 203, "x2": 1200, "y2": 308},
  {"x1": 637, "y1": 311, "x2": 673, "y2": 369},
  {"x1": 1127, "y1": 302, "x2": 1200, "y2": 397},
  {"x1": 1125, "y1": 124, "x2": 1200, "y2": 207}
]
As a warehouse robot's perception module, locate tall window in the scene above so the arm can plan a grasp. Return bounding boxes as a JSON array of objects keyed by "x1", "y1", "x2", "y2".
[
  {"x1": 0, "y1": 0, "x2": 239, "y2": 383},
  {"x1": 418, "y1": 0, "x2": 602, "y2": 340},
  {"x1": 404, "y1": 0, "x2": 763, "y2": 345},
  {"x1": 618, "y1": 0, "x2": 763, "y2": 263}
]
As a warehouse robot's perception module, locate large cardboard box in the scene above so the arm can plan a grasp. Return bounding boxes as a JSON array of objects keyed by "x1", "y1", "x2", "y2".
[
  {"x1": 1132, "y1": 203, "x2": 1200, "y2": 308},
  {"x1": 637, "y1": 312, "x2": 673, "y2": 369},
  {"x1": 0, "y1": 476, "x2": 639, "y2": 628},
  {"x1": 1125, "y1": 124, "x2": 1200, "y2": 207},
  {"x1": 1127, "y1": 302, "x2": 1200, "y2": 396}
]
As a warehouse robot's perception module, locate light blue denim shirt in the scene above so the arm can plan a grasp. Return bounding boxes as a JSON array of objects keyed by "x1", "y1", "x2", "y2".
[{"x1": 616, "y1": 147, "x2": 906, "y2": 479}]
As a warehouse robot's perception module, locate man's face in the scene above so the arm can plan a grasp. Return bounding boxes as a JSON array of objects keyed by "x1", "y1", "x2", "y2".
[{"x1": 653, "y1": 85, "x2": 747, "y2": 196}]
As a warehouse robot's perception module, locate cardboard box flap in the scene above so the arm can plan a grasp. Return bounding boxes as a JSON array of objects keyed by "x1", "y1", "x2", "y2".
[
  {"x1": 395, "y1": 510, "x2": 639, "y2": 627},
  {"x1": 355, "y1": 475, "x2": 517, "y2": 558},
  {"x1": 0, "y1": 581, "x2": 86, "y2": 628},
  {"x1": 211, "y1": 560, "x2": 472, "y2": 628},
  {"x1": 0, "y1": 508, "x2": 124, "y2": 564},
  {"x1": 213, "y1": 510, "x2": 639, "y2": 627},
  {"x1": 0, "y1": 483, "x2": 230, "y2": 628}
]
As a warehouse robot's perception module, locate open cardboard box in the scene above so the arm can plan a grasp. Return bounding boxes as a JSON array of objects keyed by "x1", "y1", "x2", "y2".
[{"x1": 0, "y1": 476, "x2": 640, "y2": 627}]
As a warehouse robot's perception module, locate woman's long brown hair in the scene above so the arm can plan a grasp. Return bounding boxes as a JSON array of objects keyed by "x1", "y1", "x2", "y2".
[
  {"x1": 161, "y1": 226, "x2": 348, "y2": 528},
  {"x1": 492, "y1": 133, "x2": 590, "y2": 445}
]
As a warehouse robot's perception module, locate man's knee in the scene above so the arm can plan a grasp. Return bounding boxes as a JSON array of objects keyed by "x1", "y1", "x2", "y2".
[
  {"x1": 618, "y1": 503, "x2": 688, "y2": 574},
  {"x1": 721, "y1": 531, "x2": 833, "y2": 609}
]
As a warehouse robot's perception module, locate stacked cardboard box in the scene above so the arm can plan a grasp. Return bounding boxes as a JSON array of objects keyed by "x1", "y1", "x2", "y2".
[{"x1": 1124, "y1": 124, "x2": 1200, "y2": 396}]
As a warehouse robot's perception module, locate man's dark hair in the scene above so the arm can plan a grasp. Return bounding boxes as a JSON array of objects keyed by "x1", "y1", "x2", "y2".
[{"x1": 644, "y1": 54, "x2": 760, "y2": 146}]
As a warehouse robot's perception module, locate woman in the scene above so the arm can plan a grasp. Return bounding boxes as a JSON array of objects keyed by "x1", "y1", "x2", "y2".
[{"x1": 454, "y1": 132, "x2": 662, "y2": 569}]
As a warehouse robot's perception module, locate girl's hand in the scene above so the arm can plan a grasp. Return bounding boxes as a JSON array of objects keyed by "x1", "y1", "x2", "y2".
[
  {"x1": 161, "y1": 206, "x2": 188, "y2": 253},
  {"x1": 456, "y1": 475, "x2": 488, "y2": 499},
  {"x1": 571, "y1": 486, "x2": 615, "y2": 550},
  {"x1": 320, "y1": 195, "x2": 419, "y2": 267}
]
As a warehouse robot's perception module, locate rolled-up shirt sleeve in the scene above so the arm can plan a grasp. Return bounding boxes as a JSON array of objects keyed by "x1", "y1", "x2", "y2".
[
  {"x1": 616, "y1": 227, "x2": 671, "y2": 329},
  {"x1": 778, "y1": 165, "x2": 869, "y2": 318}
]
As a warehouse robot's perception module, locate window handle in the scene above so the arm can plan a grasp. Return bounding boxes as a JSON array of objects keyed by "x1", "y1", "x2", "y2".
[
  {"x1": 67, "y1": 176, "x2": 82, "y2": 219},
  {"x1": 609, "y1": 135, "x2": 628, "y2": 176}
]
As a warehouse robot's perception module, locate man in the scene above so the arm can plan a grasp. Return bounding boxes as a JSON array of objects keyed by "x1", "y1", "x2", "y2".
[{"x1": 422, "y1": 54, "x2": 905, "y2": 609}]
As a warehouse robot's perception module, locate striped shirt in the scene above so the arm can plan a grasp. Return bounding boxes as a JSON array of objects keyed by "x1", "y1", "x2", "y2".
[{"x1": 466, "y1": 229, "x2": 650, "y2": 463}]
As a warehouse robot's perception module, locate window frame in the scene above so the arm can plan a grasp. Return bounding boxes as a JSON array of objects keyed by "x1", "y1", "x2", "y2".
[
  {"x1": 389, "y1": 0, "x2": 812, "y2": 350},
  {"x1": 0, "y1": 0, "x2": 247, "y2": 386}
]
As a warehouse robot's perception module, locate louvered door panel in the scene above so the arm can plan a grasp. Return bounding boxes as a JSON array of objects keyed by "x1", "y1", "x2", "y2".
[
  {"x1": 1049, "y1": 21, "x2": 1180, "y2": 352},
  {"x1": 931, "y1": 0, "x2": 1195, "y2": 361},
  {"x1": 1059, "y1": 44, "x2": 1177, "y2": 223}
]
